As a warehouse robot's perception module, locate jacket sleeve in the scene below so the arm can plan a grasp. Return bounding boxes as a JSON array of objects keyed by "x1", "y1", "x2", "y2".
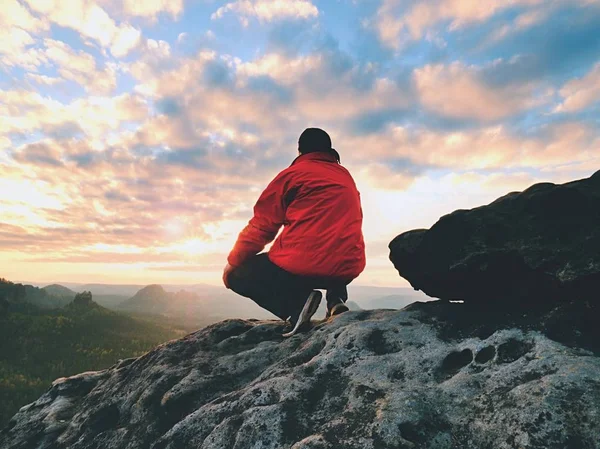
[{"x1": 227, "y1": 170, "x2": 291, "y2": 267}]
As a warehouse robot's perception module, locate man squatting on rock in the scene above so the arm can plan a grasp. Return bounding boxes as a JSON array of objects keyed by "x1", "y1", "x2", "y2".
[{"x1": 223, "y1": 128, "x2": 366, "y2": 337}]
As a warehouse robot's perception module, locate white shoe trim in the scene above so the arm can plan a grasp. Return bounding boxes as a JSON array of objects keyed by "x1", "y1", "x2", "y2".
[{"x1": 282, "y1": 291, "x2": 322, "y2": 338}]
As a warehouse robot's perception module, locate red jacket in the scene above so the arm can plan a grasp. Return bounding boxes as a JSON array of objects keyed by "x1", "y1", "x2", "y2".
[{"x1": 228, "y1": 152, "x2": 366, "y2": 281}]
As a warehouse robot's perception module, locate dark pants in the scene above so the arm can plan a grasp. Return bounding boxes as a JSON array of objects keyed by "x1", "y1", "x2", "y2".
[{"x1": 227, "y1": 253, "x2": 350, "y2": 320}]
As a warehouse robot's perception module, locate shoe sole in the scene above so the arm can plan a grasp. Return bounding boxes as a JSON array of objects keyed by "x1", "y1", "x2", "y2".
[
  {"x1": 282, "y1": 291, "x2": 322, "y2": 338},
  {"x1": 326, "y1": 303, "x2": 349, "y2": 320}
]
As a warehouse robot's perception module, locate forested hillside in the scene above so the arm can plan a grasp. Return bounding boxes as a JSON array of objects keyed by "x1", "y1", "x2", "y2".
[
  {"x1": 0, "y1": 278, "x2": 71, "y2": 309},
  {"x1": 0, "y1": 279, "x2": 185, "y2": 428}
]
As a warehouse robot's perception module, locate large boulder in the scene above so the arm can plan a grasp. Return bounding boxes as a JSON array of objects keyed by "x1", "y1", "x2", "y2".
[
  {"x1": 2, "y1": 306, "x2": 600, "y2": 449},
  {"x1": 389, "y1": 170, "x2": 600, "y2": 304}
]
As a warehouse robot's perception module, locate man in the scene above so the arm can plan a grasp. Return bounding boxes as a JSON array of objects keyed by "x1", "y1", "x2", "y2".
[{"x1": 223, "y1": 128, "x2": 366, "y2": 337}]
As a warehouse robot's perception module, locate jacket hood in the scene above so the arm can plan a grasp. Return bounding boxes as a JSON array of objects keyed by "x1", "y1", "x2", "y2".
[{"x1": 291, "y1": 151, "x2": 339, "y2": 166}]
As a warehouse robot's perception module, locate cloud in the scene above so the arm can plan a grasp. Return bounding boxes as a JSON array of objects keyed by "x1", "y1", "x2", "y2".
[
  {"x1": 346, "y1": 108, "x2": 410, "y2": 135},
  {"x1": 155, "y1": 97, "x2": 184, "y2": 116},
  {"x1": 373, "y1": 0, "x2": 597, "y2": 49},
  {"x1": 128, "y1": 115, "x2": 202, "y2": 150},
  {"x1": 125, "y1": 36, "x2": 595, "y2": 191},
  {"x1": 122, "y1": 45, "x2": 417, "y2": 186},
  {"x1": 245, "y1": 75, "x2": 294, "y2": 103},
  {"x1": 110, "y1": 26, "x2": 143, "y2": 57},
  {"x1": 480, "y1": 6, "x2": 600, "y2": 85},
  {"x1": 0, "y1": 145, "x2": 254, "y2": 269},
  {"x1": 484, "y1": 8, "x2": 553, "y2": 45},
  {"x1": 131, "y1": 50, "x2": 294, "y2": 135},
  {"x1": 13, "y1": 141, "x2": 65, "y2": 167},
  {"x1": 0, "y1": 0, "x2": 48, "y2": 34},
  {"x1": 236, "y1": 52, "x2": 410, "y2": 122},
  {"x1": 23, "y1": 0, "x2": 141, "y2": 57},
  {"x1": 44, "y1": 39, "x2": 117, "y2": 94},
  {"x1": 0, "y1": 146, "x2": 242, "y2": 254},
  {"x1": 121, "y1": 0, "x2": 184, "y2": 20},
  {"x1": 0, "y1": 137, "x2": 11, "y2": 151},
  {"x1": 211, "y1": 0, "x2": 319, "y2": 25},
  {"x1": 202, "y1": 58, "x2": 237, "y2": 88},
  {"x1": 555, "y1": 63, "x2": 600, "y2": 113},
  {"x1": 414, "y1": 62, "x2": 546, "y2": 121},
  {"x1": 358, "y1": 157, "x2": 431, "y2": 190},
  {"x1": 0, "y1": 89, "x2": 148, "y2": 144},
  {"x1": 374, "y1": 0, "x2": 518, "y2": 48},
  {"x1": 0, "y1": 27, "x2": 47, "y2": 71},
  {"x1": 26, "y1": 73, "x2": 63, "y2": 86},
  {"x1": 126, "y1": 39, "x2": 174, "y2": 90},
  {"x1": 158, "y1": 148, "x2": 212, "y2": 169},
  {"x1": 335, "y1": 120, "x2": 599, "y2": 180},
  {"x1": 0, "y1": 82, "x2": 297, "y2": 262},
  {"x1": 266, "y1": 19, "x2": 315, "y2": 55}
]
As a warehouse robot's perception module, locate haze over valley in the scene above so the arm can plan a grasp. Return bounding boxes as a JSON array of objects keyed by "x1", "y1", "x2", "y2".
[{"x1": 0, "y1": 274, "x2": 427, "y2": 427}]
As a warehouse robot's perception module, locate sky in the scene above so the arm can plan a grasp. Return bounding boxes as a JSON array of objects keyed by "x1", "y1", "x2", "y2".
[{"x1": 0, "y1": 0, "x2": 599, "y2": 287}]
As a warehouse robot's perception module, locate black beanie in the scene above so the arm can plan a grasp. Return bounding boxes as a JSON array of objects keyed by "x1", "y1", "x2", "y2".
[{"x1": 298, "y1": 128, "x2": 340, "y2": 162}]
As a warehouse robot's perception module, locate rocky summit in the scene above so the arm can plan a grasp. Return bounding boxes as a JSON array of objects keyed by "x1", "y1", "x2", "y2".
[
  {"x1": 3, "y1": 171, "x2": 600, "y2": 449},
  {"x1": 389, "y1": 170, "x2": 600, "y2": 304},
  {"x1": 2, "y1": 304, "x2": 600, "y2": 449}
]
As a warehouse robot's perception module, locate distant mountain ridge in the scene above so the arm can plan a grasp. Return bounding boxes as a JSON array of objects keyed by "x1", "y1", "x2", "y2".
[
  {"x1": 38, "y1": 284, "x2": 128, "y2": 309},
  {"x1": 0, "y1": 278, "x2": 71, "y2": 309},
  {"x1": 42, "y1": 284, "x2": 76, "y2": 300},
  {"x1": 119, "y1": 285, "x2": 173, "y2": 314},
  {"x1": 117, "y1": 283, "x2": 427, "y2": 330},
  {"x1": 23, "y1": 282, "x2": 428, "y2": 303},
  {"x1": 12, "y1": 279, "x2": 429, "y2": 326},
  {"x1": 118, "y1": 284, "x2": 241, "y2": 327}
]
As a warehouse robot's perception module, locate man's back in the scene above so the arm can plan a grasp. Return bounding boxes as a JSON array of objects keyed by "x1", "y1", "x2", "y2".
[{"x1": 267, "y1": 151, "x2": 366, "y2": 280}]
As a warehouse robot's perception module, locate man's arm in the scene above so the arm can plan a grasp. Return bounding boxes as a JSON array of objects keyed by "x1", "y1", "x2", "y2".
[{"x1": 227, "y1": 171, "x2": 291, "y2": 268}]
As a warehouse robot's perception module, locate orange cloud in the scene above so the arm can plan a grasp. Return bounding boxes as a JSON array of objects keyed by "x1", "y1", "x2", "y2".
[
  {"x1": 555, "y1": 63, "x2": 600, "y2": 113},
  {"x1": 414, "y1": 62, "x2": 545, "y2": 121},
  {"x1": 0, "y1": 89, "x2": 148, "y2": 144},
  {"x1": 335, "y1": 121, "x2": 599, "y2": 182}
]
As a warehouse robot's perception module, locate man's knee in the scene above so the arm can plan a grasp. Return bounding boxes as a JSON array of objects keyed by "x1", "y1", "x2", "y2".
[
  {"x1": 226, "y1": 254, "x2": 277, "y2": 297},
  {"x1": 227, "y1": 262, "x2": 262, "y2": 298},
  {"x1": 227, "y1": 266, "x2": 245, "y2": 295}
]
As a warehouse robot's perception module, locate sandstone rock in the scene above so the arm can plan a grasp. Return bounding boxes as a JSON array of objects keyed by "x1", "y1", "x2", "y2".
[
  {"x1": 389, "y1": 170, "x2": 600, "y2": 304},
  {"x1": 2, "y1": 307, "x2": 599, "y2": 449}
]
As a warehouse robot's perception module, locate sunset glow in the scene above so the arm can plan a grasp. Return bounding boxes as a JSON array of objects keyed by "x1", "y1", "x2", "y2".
[{"x1": 1, "y1": 0, "x2": 599, "y2": 286}]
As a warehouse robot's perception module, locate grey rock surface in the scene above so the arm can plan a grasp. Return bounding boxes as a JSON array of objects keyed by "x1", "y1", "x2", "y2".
[
  {"x1": 2, "y1": 307, "x2": 599, "y2": 449},
  {"x1": 389, "y1": 170, "x2": 600, "y2": 304}
]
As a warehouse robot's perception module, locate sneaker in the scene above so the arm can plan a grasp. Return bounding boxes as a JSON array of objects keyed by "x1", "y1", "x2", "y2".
[
  {"x1": 325, "y1": 299, "x2": 349, "y2": 319},
  {"x1": 282, "y1": 290, "x2": 322, "y2": 338}
]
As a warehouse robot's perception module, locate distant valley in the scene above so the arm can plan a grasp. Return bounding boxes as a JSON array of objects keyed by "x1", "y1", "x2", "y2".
[
  {"x1": 0, "y1": 278, "x2": 185, "y2": 428},
  {"x1": 1, "y1": 276, "x2": 429, "y2": 428},
  {"x1": 24, "y1": 280, "x2": 430, "y2": 323}
]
